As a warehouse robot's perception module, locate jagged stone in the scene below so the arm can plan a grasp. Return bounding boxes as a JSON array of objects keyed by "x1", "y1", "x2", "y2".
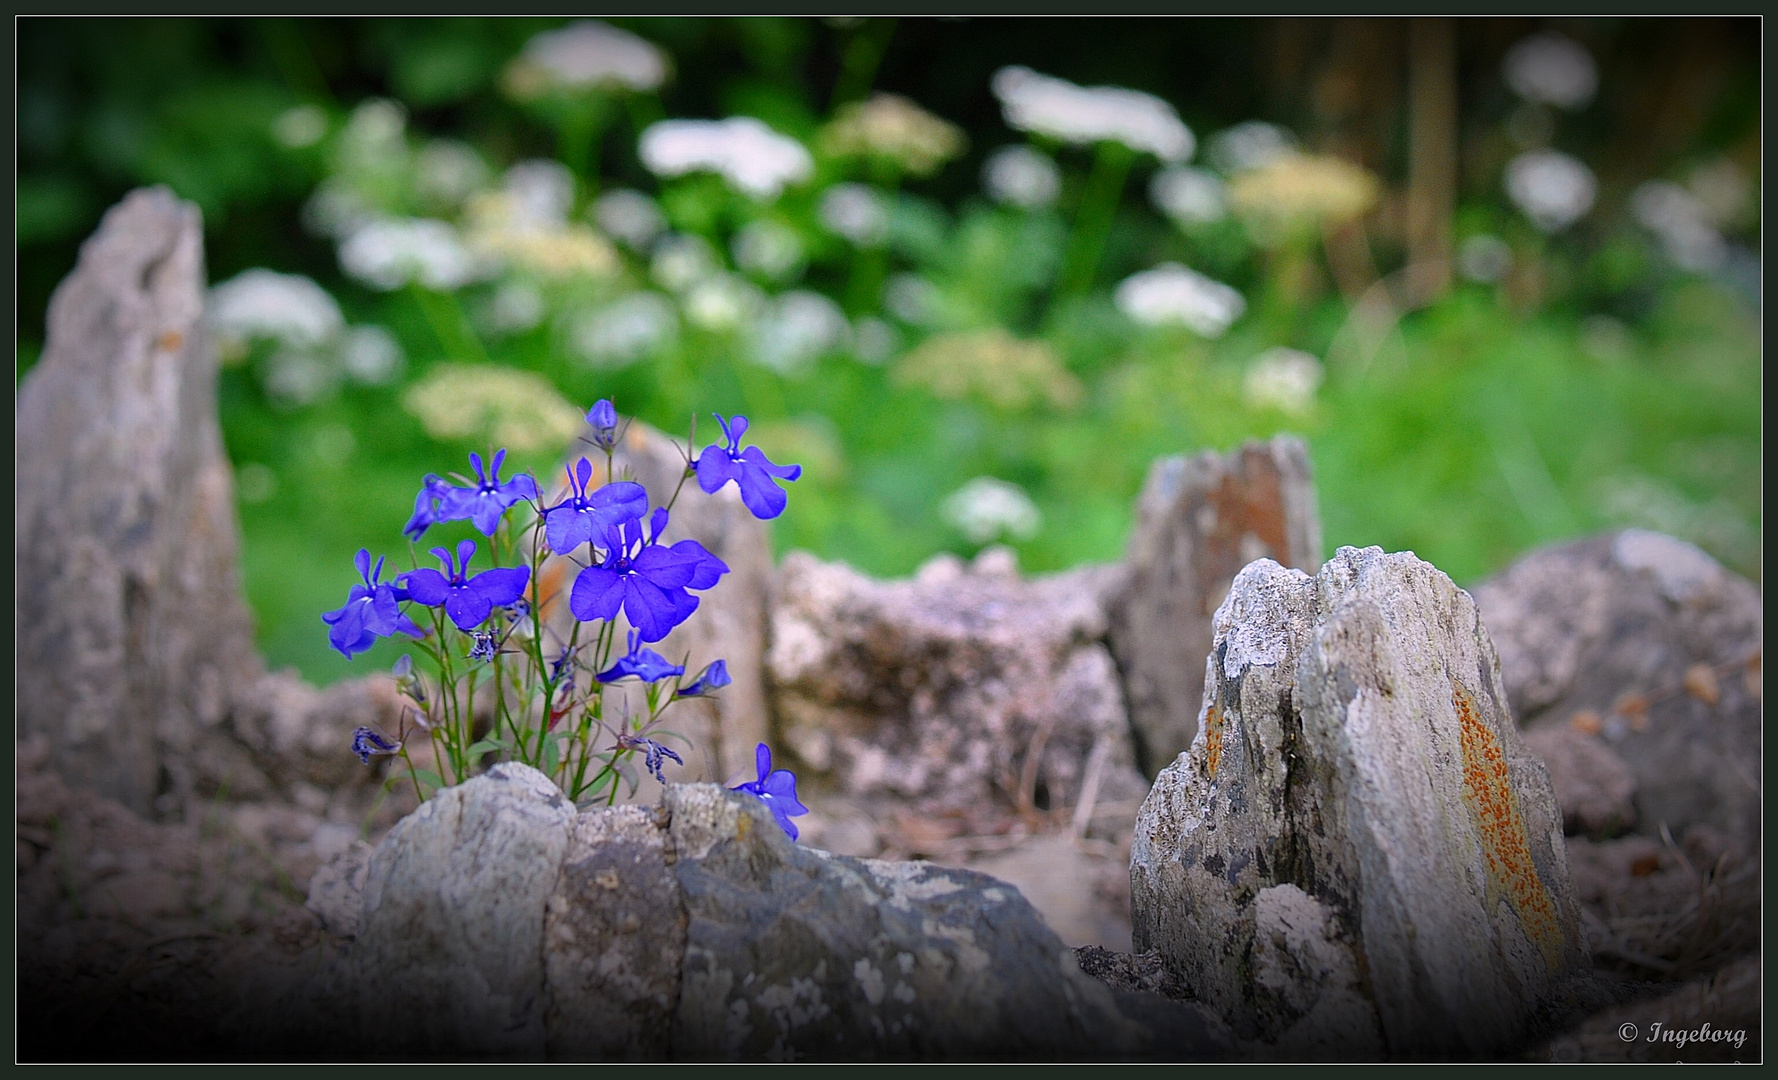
[
  {"x1": 15, "y1": 186, "x2": 399, "y2": 816},
  {"x1": 1472, "y1": 530, "x2": 1761, "y2": 850},
  {"x1": 1131, "y1": 546, "x2": 1591, "y2": 1059},
  {"x1": 1522, "y1": 726, "x2": 1637, "y2": 837},
  {"x1": 1107, "y1": 435, "x2": 1323, "y2": 776}
]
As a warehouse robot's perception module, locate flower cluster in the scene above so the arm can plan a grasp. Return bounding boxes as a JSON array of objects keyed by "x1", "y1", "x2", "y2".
[{"x1": 328, "y1": 399, "x2": 805, "y2": 832}]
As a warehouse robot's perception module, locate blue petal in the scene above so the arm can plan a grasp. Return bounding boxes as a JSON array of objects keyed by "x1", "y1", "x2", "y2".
[
  {"x1": 445, "y1": 588, "x2": 493, "y2": 631},
  {"x1": 695, "y1": 447, "x2": 738, "y2": 494},
  {"x1": 403, "y1": 568, "x2": 452, "y2": 606},
  {"x1": 469, "y1": 566, "x2": 530, "y2": 608},
  {"x1": 569, "y1": 566, "x2": 624, "y2": 623}
]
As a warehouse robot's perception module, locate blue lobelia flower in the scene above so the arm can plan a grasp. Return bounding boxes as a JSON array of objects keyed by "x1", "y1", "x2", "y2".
[
  {"x1": 596, "y1": 630, "x2": 687, "y2": 683},
  {"x1": 402, "y1": 473, "x2": 453, "y2": 541},
  {"x1": 352, "y1": 726, "x2": 402, "y2": 764},
  {"x1": 732, "y1": 743, "x2": 809, "y2": 841},
  {"x1": 322, "y1": 549, "x2": 426, "y2": 659},
  {"x1": 569, "y1": 508, "x2": 728, "y2": 643},
  {"x1": 694, "y1": 413, "x2": 802, "y2": 520},
  {"x1": 438, "y1": 449, "x2": 540, "y2": 536},
  {"x1": 588, "y1": 399, "x2": 620, "y2": 452},
  {"x1": 618, "y1": 733, "x2": 684, "y2": 784},
  {"x1": 676, "y1": 659, "x2": 732, "y2": 698},
  {"x1": 543, "y1": 458, "x2": 649, "y2": 556},
  {"x1": 400, "y1": 538, "x2": 532, "y2": 632}
]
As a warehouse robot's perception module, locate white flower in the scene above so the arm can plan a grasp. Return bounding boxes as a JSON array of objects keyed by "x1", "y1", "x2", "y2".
[
  {"x1": 1503, "y1": 150, "x2": 1596, "y2": 233},
  {"x1": 415, "y1": 140, "x2": 490, "y2": 208},
  {"x1": 338, "y1": 99, "x2": 408, "y2": 174},
  {"x1": 1242, "y1": 347, "x2": 1322, "y2": 415},
  {"x1": 516, "y1": 20, "x2": 668, "y2": 93},
  {"x1": 338, "y1": 217, "x2": 482, "y2": 291},
  {"x1": 749, "y1": 290, "x2": 849, "y2": 375},
  {"x1": 263, "y1": 349, "x2": 338, "y2": 409},
  {"x1": 572, "y1": 292, "x2": 677, "y2": 368},
  {"x1": 339, "y1": 325, "x2": 405, "y2": 385},
  {"x1": 208, "y1": 269, "x2": 344, "y2": 350},
  {"x1": 731, "y1": 219, "x2": 805, "y2": 281},
  {"x1": 302, "y1": 181, "x2": 377, "y2": 241},
  {"x1": 402, "y1": 364, "x2": 584, "y2": 453},
  {"x1": 1206, "y1": 121, "x2": 1298, "y2": 175},
  {"x1": 594, "y1": 188, "x2": 666, "y2": 250},
  {"x1": 1502, "y1": 34, "x2": 1597, "y2": 111},
  {"x1": 1150, "y1": 166, "x2": 1227, "y2": 225},
  {"x1": 1114, "y1": 263, "x2": 1245, "y2": 337},
  {"x1": 1631, "y1": 180, "x2": 1729, "y2": 273},
  {"x1": 681, "y1": 274, "x2": 765, "y2": 332},
  {"x1": 852, "y1": 316, "x2": 897, "y2": 364},
  {"x1": 272, "y1": 104, "x2": 328, "y2": 149},
  {"x1": 990, "y1": 66, "x2": 1193, "y2": 162},
  {"x1": 941, "y1": 477, "x2": 1041, "y2": 544},
  {"x1": 486, "y1": 281, "x2": 546, "y2": 334},
  {"x1": 884, "y1": 273, "x2": 941, "y2": 325},
  {"x1": 502, "y1": 159, "x2": 576, "y2": 226},
  {"x1": 463, "y1": 191, "x2": 618, "y2": 280},
  {"x1": 639, "y1": 117, "x2": 814, "y2": 200},
  {"x1": 818, "y1": 92, "x2": 967, "y2": 177},
  {"x1": 818, "y1": 183, "x2": 890, "y2": 246},
  {"x1": 1457, "y1": 234, "x2": 1513, "y2": 283},
  {"x1": 650, "y1": 233, "x2": 720, "y2": 293},
  {"x1": 981, "y1": 145, "x2": 1061, "y2": 209}
]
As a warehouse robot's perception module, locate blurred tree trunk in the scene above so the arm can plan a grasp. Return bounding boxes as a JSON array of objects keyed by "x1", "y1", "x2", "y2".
[{"x1": 1406, "y1": 18, "x2": 1456, "y2": 301}]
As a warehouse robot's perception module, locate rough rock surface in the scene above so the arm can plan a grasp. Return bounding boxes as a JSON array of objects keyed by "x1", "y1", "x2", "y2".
[
  {"x1": 309, "y1": 766, "x2": 1229, "y2": 1060},
  {"x1": 1108, "y1": 436, "x2": 1323, "y2": 776},
  {"x1": 15, "y1": 186, "x2": 399, "y2": 815},
  {"x1": 1131, "y1": 546, "x2": 1591, "y2": 1059},
  {"x1": 1472, "y1": 530, "x2": 1761, "y2": 850},
  {"x1": 1521, "y1": 726, "x2": 1638, "y2": 837}
]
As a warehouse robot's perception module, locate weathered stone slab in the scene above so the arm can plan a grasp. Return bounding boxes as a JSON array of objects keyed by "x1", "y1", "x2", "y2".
[
  {"x1": 1472, "y1": 530, "x2": 1761, "y2": 850},
  {"x1": 1108, "y1": 436, "x2": 1323, "y2": 776},
  {"x1": 1131, "y1": 546, "x2": 1590, "y2": 1060}
]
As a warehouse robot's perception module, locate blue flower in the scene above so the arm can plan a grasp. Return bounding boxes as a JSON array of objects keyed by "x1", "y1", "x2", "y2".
[
  {"x1": 588, "y1": 399, "x2": 619, "y2": 451},
  {"x1": 352, "y1": 726, "x2": 401, "y2": 764},
  {"x1": 596, "y1": 630, "x2": 687, "y2": 683},
  {"x1": 619, "y1": 733, "x2": 685, "y2": 784},
  {"x1": 568, "y1": 509, "x2": 728, "y2": 642},
  {"x1": 322, "y1": 549, "x2": 426, "y2": 659},
  {"x1": 676, "y1": 659, "x2": 732, "y2": 698},
  {"x1": 732, "y1": 743, "x2": 809, "y2": 841},
  {"x1": 401, "y1": 538, "x2": 532, "y2": 632},
  {"x1": 402, "y1": 474, "x2": 452, "y2": 541},
  {"x1": 543, "y1": 458, "x2": 649, "y2": 556},
  {"x1": 438, "y1": 450, "x2": 539, "y2": 536},
  {"x1": 695, "y1": 413, "x2": 801, "y2": 520}
]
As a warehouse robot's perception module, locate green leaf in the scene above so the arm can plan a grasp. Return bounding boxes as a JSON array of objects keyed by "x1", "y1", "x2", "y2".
[
  {"x1": 465, "y1": 738, "x2": 507, "y2": 759},
  {"x1": 410, "y1": 767, "x2": 445, "y2": 793}
]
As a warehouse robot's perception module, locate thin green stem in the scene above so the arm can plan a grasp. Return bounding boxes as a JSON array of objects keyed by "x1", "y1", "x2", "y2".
[{"x1": 1057, "y1": 141, "x2": 1135, "y2": 302}]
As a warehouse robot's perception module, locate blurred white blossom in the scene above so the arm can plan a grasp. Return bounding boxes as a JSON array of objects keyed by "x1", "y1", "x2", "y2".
[
  {"x1": 818, "y1": 92, "x2": 966, "y2": 176},
  {"x1": 486, "y1": 281, "x2": 546, "y2": 334},
  {"x1": 982, "y1": 145, "x2": 1061, "y2": 209},
  {"x1": 340, "y1": 217, "x2": 482, "y2": 291},
  {"x1": 991, "y1": 66, "x2": 1193, "y2": 162},
  {"x1": 593, "y1": 188, "x2": 666, "y2": 250},
  {"x1": 263, "y1": 349, "x2": 338, "y2": 409},
  {"x1": 884, "y1": 273, "x2": 941, "y2": 325},
  {"x1": 502, "y1": 159, "x2": 576, "y2": 224},
  {"x1": 572, "y1": 292, "x2": 677, "y2": 368},
  {"x1": 1457, "y1": 234, "x2": 1513, "y2": 283},
  {"x1": 681, "y1": 273, "x2": 766, "y2": 332},
  {"x1": 1502, "y1": 34, "x2": 1597, "y2": 111},
  {"x1": 1242, "y1": 347, "x2": 1323, "y2": 415},
  {"x1": 1207, "y1": 121, "x2": 1298, "y2": 175},
  {"x1": 464, "y1": 189, "x2": 618, "y2": 280},
  {"x1": 506, "y1": 20, "x2": 668, "y2": 97},
  {"x1": 1504, "y1": 150, "x2": 1596, "y2": 233},
  {"x1": 339, "y1": 325, "x2": 405, "y2": 385},
  {"x1": 731, "y1": 219, "x2": 805, "y2": 282},
  {"x1": 896, "y1": 329, "x2": 1081, "y2": 411},
  {"x1": 337, "y1": 99, "x2": 409, "y2": 176},
  {"x1": 1687, "y1": 158, "x2": 1753, "y2": 229},
  {"x1": 403, "y1": 365, "x2": 585, "y2": 453},
  {"x1": 415, "y1": 140, "x2": 491, "y2": 209},
  {"x1": 1630, "y1": 180, "x2": 1727, "y2": 273},
  {"x1": 1114, "y1": 263, "x2": 1246, "y2": 337},
  {"x1": 749, "y1": 290, "x2": 850, "y2": 375},
  {"x1": 639, "y1": 117, "x2": 814, "y2": 200},
  {"x1": 272, "y1": 104, "x2": 328, "y2": 149},
  {"x1": 302, "y1": 180, "x2": 378, "y2": 241},
  {"x1": 208, "y1": 269, "x2": 344, "y2": 351},
  {"x1": 818, "y1": 183, "x2": 890, "y2": 246},
  {"x1": 851, "y1": 316, "x2": 898, "y2": 364},
  {"x1": 650, "y1": 233, "x2": 720, "y2": 293},
  {"x1": 1227, "y1": 153, "x2": 1379, "y2": 243},
  {"x1": 1150, "y1": 166, "x2": 1228, "y2": 225},
  {"x1": 942, "y1": 477, "x2": 1041, "y2": 544}
]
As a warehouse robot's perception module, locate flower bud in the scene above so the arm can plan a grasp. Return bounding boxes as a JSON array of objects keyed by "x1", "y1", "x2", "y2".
[{"x1": 588, "y1": 398, "x2": 619, "y2": 450}]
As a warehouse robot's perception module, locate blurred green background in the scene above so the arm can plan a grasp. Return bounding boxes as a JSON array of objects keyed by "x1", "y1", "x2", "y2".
[{"x1": 17, "y1": 18, "x2": 1760, "y2": 688}]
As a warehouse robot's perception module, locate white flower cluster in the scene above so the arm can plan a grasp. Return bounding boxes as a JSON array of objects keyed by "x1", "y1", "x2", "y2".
[
  {"x1": 818, "y1": 183, "x2": 890, "y2": 246},
  {"x1": 749, "y1": 291, "x2": 851, "y2": 376},
  {"x1": 1149, "y1": 166, "x2": 1228, "y2": 225},
  {"x1": 593, "y1": 188, "x2": 667, "y2": 250},
  {"x1": 1631, "y1": 180, "x2": 1729, "y2": 273},
  {"x1": 731, "y1": 219, "x2": 806, "y2": 282},
  {"x1": 208, "y1": 269, "x2": 405, "y2": 407},
  {"x1": 1457, "y1": 234, "x2": 1513, "y2": 284},
  {"x1": 1206, "y1": 121, "x2": 1297, "y2": 175},
  {"x1": 1114, "y1": 263, "x2": 1246, "y2": 338},
  {"x1": 401, "y1": 363, "x2": 585, "y2": 453},
  {"x1": 991, "y1": 66, "x2": 1194, "y2": 162},
  {"x1": 1501, "y1": 33, "x2": 1598, "y2": 112},
  {"x1": 572, "y1": 292, "x2": 678, "y2": 369},
  {"x1": 510, "y1": 20, "x2": 668, "y2": 95},
  {"x1": 272, "y1": 104, "x2": 328, "y2": 149},
  {"x1": 1242, "y1": 347, "x2": 1323, "y2": 416},
  {"x1": 639, "y1": 117, "x2": 814, "y2": 200},
  {"x1": 339, "y1": 217, "x2": 483, "y2": 291},
  {"x1": 1503, "y1": 149, "x2": 1596, "y2": 233},
  {"x1": 942, "y1": 477, "x2": 1042, "y2": 544},
  {"x1": 981, "y1": 145, "x2": 1061, "y2": 209}
]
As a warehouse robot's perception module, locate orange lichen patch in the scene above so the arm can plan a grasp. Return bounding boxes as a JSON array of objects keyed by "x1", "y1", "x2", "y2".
[
  {"x1": 1203, "y1": 700, "x2": 1225, "y2": 780},
  {"x1": 1453, "y1": 680, "x2": 1564, "y2": 970},
  {"x1": 1683, "y1": 663, "x2": 1721, "y2": 707},
  {"x1": 1568, "y1": 710, "x2": 1603, "y2": 736},
  {"x1": 157, "y1": 330, "x2": 184, "y2": 352}
]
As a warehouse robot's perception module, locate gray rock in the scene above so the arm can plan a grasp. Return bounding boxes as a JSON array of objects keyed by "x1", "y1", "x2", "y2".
[
  {"x1": 1522, "y1": 726, "x2": 1637, "y2": 837},
  {"x1": 1108, "y1": 436, "x2": 1323, "y2": 776},
  {"x1": 16, "y1": 187, "x2": 402, "y2": 815},
  {"x1": 1131, "y1": 546, "x2": 1590, "y2": 1059},
  {"x1": 1472, "y1": 530, "x2": 1761, "y2": 850}
]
